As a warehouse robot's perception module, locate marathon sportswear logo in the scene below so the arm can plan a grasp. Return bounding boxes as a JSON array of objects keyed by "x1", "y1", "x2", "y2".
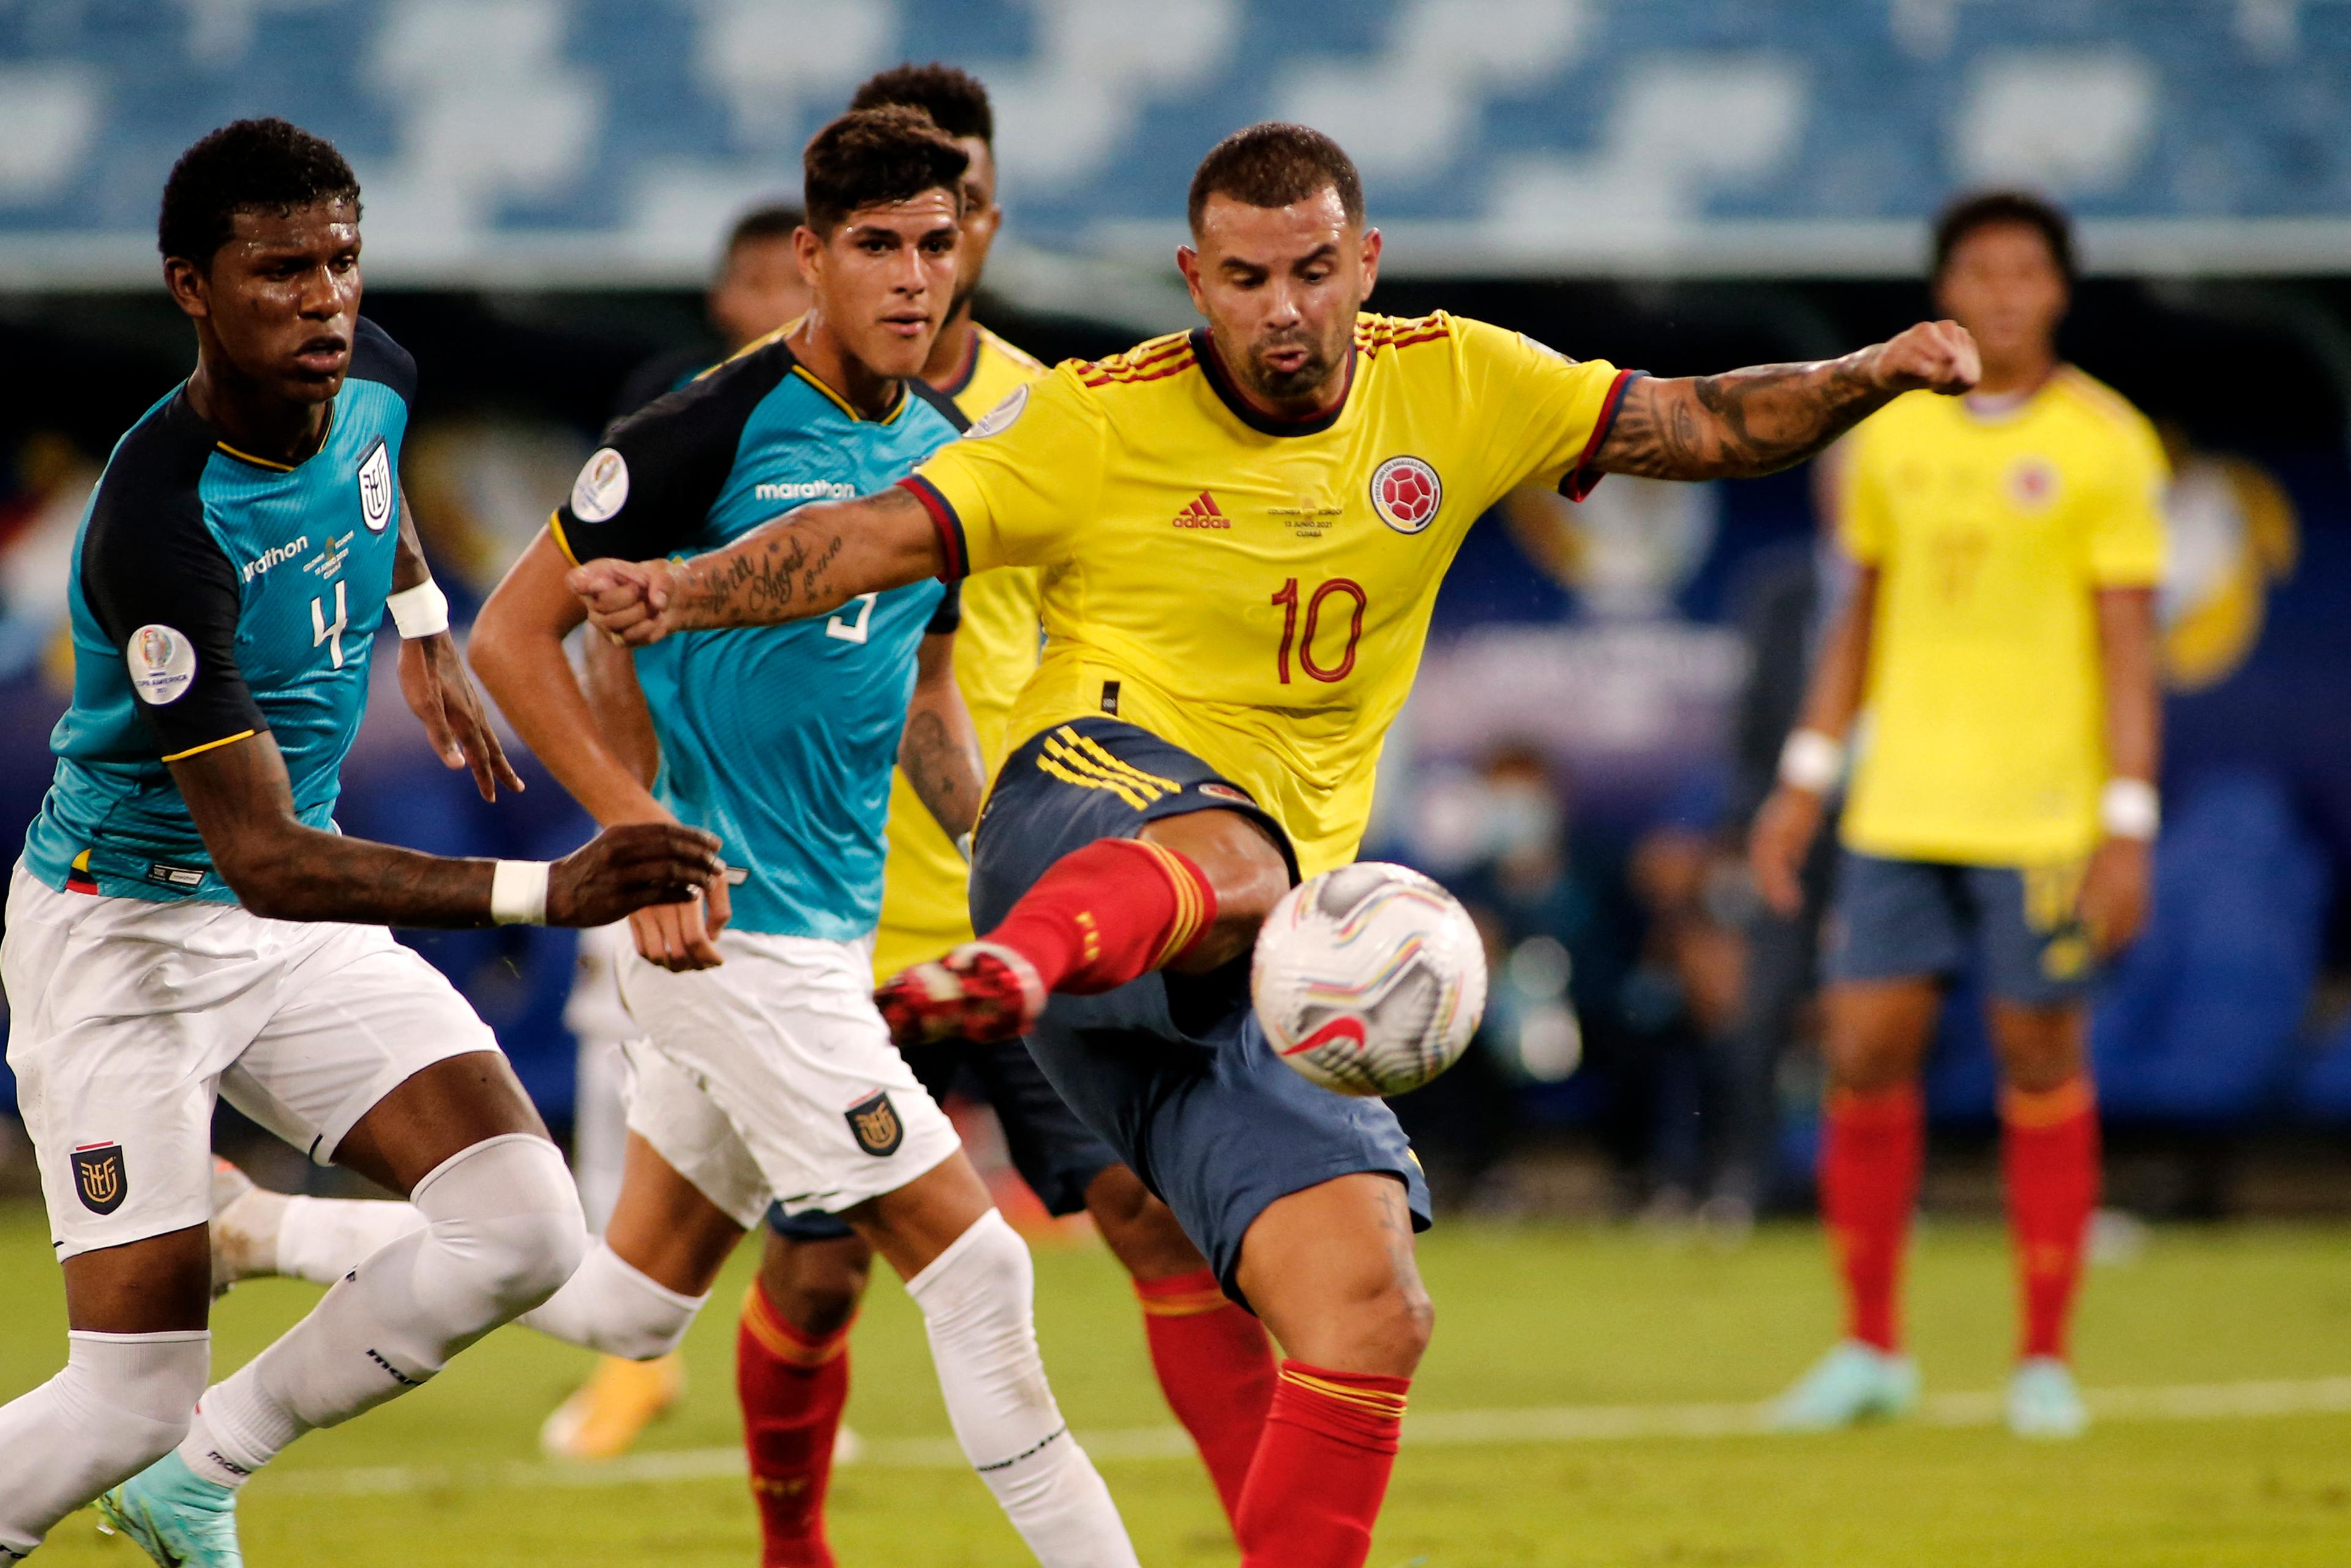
[
  {"x1": 126, "y1": 624, "x2": 196, "y2": 705},
  {"x1": 241, "y1": 536, "x2": 312, "y2": 582},
  {"x1": 844, "y1": 1091, "x2": 904, "y2": 1157},
  {"x1": 1172, "y1": 492, "x2": 1230, "y2": 529},
  {"x1": 754, "y1": 479, "x2": 858, "y2": 503},
  {"x1": 357, "y1": 438, "x2": 394, "y2": 532},
  {"x1": 964, "y1": 383, "x2": 1029, "y2": 439},
  {"x1": 1370, "y1": 455, "x2": 1443, "y2": 534},
  {"x1": 72, "y1": 1143, "x2": 126, "y2": 1215},
  {"x1": 571, "y1": 447, "x2": 629, "y2": 522}
]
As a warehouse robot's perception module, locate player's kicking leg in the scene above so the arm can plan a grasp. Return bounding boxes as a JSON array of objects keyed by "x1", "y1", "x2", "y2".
[{"x1": 878, "y1": 718, "x2": 1434, "y2": 1568}]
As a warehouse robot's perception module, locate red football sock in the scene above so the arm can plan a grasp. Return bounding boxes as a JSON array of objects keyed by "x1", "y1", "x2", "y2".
[
  {"x1": 982, "y1": 838, "x2": 1217, "y2": 995},
  {"x1": 1234, "y1": 1360, "x2": 1409, "y2": 1568},
  {"x1": 1821, "y1": 1084, "x2": 1924, "y2": 1352},
  {"x1": 1135, "y1": 1267, "x2": 1277, "y2": 1527},
  {"x1": 737, "y1": 1280, "x2": 852, "y2": 1568},
  {"x1": 2001, "y1": 1075, "x2": 2101, "y2": 1360}
]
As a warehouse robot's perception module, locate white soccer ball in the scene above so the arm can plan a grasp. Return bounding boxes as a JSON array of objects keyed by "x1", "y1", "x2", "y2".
[{"x1": 1251, "y1": 862, "x2": 1488, "y2": 1097}]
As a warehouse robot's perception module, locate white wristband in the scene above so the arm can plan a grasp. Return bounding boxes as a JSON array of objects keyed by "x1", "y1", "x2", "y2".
[
  {"x1": 2100, "y1": 778, "x2": 2160, "y2": 841},
  {"x1": 490, "y1": 860, "x2": 550, "y2": 925},
  {"x1": 1778, "y1": 728, "x2": 1846, "y2": 793},
  {"x1": 386, "y1": 579, "x2": 451, "y2": 639}
]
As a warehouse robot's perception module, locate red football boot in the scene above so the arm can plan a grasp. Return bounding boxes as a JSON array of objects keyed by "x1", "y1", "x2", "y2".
[{"x1": 874, "y1": 942, "x2": 1046, "y2": 1048}]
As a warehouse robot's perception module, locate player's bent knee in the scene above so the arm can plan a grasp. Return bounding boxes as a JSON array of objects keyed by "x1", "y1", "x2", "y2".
[{"x1": 413, "y1": 1133, "x2": 590, "y2": 1321}]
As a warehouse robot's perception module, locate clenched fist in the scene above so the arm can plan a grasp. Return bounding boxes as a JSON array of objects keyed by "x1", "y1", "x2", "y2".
[
  {"x1": 546, "y1": 820, "x2": 724, "y2": 927},
  {"x1": 1861, "y1": 319, "x2": 1980, "y2": 397},
  {"x1": 568, "y1": 557, "x2": 681, "y2": 648}
]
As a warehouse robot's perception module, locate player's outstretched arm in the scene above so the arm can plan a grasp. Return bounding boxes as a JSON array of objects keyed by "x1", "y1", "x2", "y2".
[
  {"x1": 900, "y1": 629, "x2": 986, "y2": 845},
  {"x1": 390, "y1": 483, "x2": 526, "y2": 801},
  {"x1": 170, "y1": 729, "x2": 723, "y2": 929},
  {"x1": 570, "y1": 486, "x2": 945, "y2": 647},
  {"x1": 1595, "y1": 321, "x2": 1981, "y2": 481}
]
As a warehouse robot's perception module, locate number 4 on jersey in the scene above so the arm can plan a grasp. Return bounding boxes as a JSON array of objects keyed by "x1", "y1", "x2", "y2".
[{"x1": 311, "y1": 580, "x2": 348, "y2": 669}]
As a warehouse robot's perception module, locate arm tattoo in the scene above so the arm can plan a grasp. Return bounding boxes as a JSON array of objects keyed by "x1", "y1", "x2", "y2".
[
  {"x1": 899, "y1": 706, "x2": 984, "y2": 839},
  {"x1": 666, "y1": 487, "x2": 931, "y2": 630},
  {"x1": 1599, "y1": 355, "x2": 1886, "y2": 481}
]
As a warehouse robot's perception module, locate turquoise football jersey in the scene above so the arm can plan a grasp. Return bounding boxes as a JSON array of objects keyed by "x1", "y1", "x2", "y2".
[
  {"x1": 552, "y1": 338, "x2": 965, "y2": 941},
  {"x1": 22, "y1": 319, "x2": 415, "y2": 905}
]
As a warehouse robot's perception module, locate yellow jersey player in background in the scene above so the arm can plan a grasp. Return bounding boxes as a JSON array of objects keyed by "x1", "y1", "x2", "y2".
[
  {"x1": 1750, "y1": 192, "x2": 2165, "y2": 1440},
  {"x1": 573, "y1": 122, "x2": 1979, "y2": 1567}
]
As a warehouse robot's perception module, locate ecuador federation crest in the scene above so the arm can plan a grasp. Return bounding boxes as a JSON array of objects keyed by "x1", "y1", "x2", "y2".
[
  {"x1": 356, "y1": 437, "x2": 395, "y2": 533},
  {"x1": 72, "y1": 1142, "x2": 126, "y2": 1215},
  {"x1": 844, "y1": 1090, "x2": 904, "y2": 1157}
]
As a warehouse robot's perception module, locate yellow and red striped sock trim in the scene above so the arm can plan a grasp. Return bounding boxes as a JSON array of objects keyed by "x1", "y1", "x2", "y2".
[
  {"x1": 740, "y1": 1282, "x2": 852, "y2": 1369},
  {"x1": 1122, "y1": 839, "x2": 1212, "y2": 969},
  {"x1": 1135, "y1": 1267, "x2": 1231, "y2": 1318},
  {"x1": 2000, "y1": 1075, "x2": 2096, "y2": 1130},
  {"x1": 1278, "y1": 1365, "x2": 1409, "y2": 1420}
]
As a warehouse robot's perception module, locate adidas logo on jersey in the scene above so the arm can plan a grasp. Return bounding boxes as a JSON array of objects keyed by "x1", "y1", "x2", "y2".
[{"x1": 1172, "y1": 492, "x2": 1230, "y2": 529}]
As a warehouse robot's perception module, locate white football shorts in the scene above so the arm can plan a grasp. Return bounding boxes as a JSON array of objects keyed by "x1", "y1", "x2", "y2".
[
  {"x1": 617, "y1": 927, "x2": 959, "y2": 1231},
  {"x1": 2, "y1": 862, "x2": 500, "y2": 1261}
]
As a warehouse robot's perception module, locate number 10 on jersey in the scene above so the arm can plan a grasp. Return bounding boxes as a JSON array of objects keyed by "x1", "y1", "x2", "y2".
[{"x1": 1272, "y1": 577, "x2": 1367, "y2": 684}]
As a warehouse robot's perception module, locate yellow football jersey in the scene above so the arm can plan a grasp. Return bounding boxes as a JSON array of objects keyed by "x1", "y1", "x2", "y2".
[
  {"x1": 1839, "y1": 368, "x2": 2169, "y2": 865},
  {"x1": 905, "y1": 312, "x2": 1632, "y2": 877},
  {"x1": 872, "y1": 324, "x2": 1051, "y2": 978}
]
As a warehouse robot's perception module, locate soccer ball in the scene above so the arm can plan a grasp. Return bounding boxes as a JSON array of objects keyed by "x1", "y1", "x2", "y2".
[{"x1": 1251, "y1": 862, "x2": 1488, "y2": 1097}]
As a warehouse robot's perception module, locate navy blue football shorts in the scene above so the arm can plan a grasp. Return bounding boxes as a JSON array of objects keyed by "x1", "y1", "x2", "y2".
[
  {"x1": 960, "y1": 716, "x2": 1432, "y2": 1307},
  {"x1": 765, "y1": 1032, "x2": 1120, "y2": 1242},
  {"x1": 1822, "y1": 849, "x2": 2097, "y2": 1007}
]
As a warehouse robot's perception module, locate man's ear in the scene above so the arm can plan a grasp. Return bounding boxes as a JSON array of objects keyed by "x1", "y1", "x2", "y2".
[
  {"x1": 1176, "y1": 244, "x2": 1207, "y2": 316},
  {"x1": 1357, "y1": 227, "x2": 1382, "y2": 306},
  {"x1": 163, "y1": 256, "x2": 210, "y2": 320},
  {"x1": 793, "y1": 224, "x2": 825, "y2": 285}
]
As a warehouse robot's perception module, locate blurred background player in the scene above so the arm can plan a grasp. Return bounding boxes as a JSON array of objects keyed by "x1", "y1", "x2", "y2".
[
  {"x1": 539, "y1": 199, "x2": 816, "y2": 1463},
  {"x1": 0, "y1": 118, "x2": 722, "y2": 1564},
  {"x1": 572, "y1": 121, "x2": 1981, "y2": 1568},
  {"x1": 1750, "y1": 192, "x2": 2165, "y2": 1439}
]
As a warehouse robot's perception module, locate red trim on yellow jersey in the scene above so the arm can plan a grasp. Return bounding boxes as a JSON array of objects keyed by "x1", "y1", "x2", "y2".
[
  {"x1": 1080, "y1": 336, "x2": 1196, "y2": 388},
  {"x1": 1354, "y1": 312, "x2": 1452, "y2": 357},
  {"x1": 1561, "y1": 367, "x2": 1644, "y2": 501},
  {"x1": 898, "y1": 475, "x2": 967, "y2": 580},
  {"x1": 1191, "y1": 328, "x2": 1355, "y2": 437}
]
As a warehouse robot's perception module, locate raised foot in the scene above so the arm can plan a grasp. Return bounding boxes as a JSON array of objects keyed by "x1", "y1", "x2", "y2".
[
  {"x1": 1768, "y1": 1340, "x2": 1921, "y2": 1432},
  {"x1": 97, "y1": 1450, "x2": 244, "y2": 1568},
  {"x1": 541, "y1": 1351, "x2": 688, "y2": 1461},
  {"x1": 874, "y1": 942, "x2": 1044, "y2": 1048}
]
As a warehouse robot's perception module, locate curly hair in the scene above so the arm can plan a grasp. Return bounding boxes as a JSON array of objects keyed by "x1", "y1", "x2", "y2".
[
  {"x1": 158, "y1": 118, "x2": 359, "y2": 266},
  {"x1": 801, "y1": 105, "x2": 969, "y2": 235},
  {"x1": 849, "y1": 62, "x2": 994, "y2": 146}
]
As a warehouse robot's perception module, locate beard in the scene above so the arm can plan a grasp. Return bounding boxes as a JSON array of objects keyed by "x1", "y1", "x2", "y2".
[{"x1": 1240, "y1": 329, "x2": 1344, "y2": 407}]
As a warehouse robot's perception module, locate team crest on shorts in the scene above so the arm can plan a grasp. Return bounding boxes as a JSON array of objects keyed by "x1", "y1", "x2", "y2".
[
  {"x1": 72, "y1": 1143, "x2": 126, "y2": 1215},
  {"x1": 844, "y1": 1091, "x2": 904, "y2": 1157},
  {"x1": 1370, "y1": 456, "x2": 1442, "y2": 534},
  {"x1": 356, "y1": 438, "x2": 395, "y2": 533},
  {"x1": 1197, "y1": 781, "x2": 1253, "y2": 805}
]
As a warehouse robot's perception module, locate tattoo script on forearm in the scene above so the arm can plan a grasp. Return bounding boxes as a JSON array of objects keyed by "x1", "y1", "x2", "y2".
[
  {"x1": 899, "y1": 706, "x2": 983, "y2": 839},
  {"x1": 1600, "y1": 355, "x2": 1888, "y2": 481}
]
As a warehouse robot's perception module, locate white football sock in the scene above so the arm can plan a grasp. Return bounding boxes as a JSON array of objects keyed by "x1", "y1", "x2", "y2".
[
  {"x1": 273, "y1": 1195, "x2": 430, "y2": 1285},
  {"x1": 903, "y1": 1210, "x2": 1139, "y2": 1568},
  {"x1": 178, "y1": 1135, "x2": 584, "y2": 1487},
  {"x1": 516, "y1": 1239, "x2": 705, "y2": 1360},
  {"x1": 0, "y1": 1330, "x2": 209, "y2": 1555}
]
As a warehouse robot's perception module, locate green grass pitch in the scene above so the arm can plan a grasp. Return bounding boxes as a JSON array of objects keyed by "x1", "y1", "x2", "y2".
[{"x1": 6, "y1": 1205, "x2": 2351, "y2": 1565}]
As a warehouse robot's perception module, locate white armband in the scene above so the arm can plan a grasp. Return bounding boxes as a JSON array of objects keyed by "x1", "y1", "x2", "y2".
[
  {"x1": 490, "y1": 860, "x2": 550, "y2": 925},
  {"x1": 1777, "y1": 728, "x2": 1846, "y2": 793},
  {"x1": 386, "y1": 579, "x2": 451, "y2": 640},
  {"x1": 2099, "y1": 778, "x2": 2160, "y2": 841}
]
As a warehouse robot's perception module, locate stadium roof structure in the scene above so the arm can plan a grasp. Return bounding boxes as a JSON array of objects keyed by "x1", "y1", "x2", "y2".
[{"x1": 5, "y1": 0, "x2": 2351, "y2": 289}]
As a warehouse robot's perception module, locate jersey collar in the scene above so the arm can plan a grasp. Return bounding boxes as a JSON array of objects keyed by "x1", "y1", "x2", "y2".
[
  {"x1": 1191, "y1": 328, "x2": 1355, "y2": 438},
  {"x1": 181, "y1": 386, "x2": 337, "y2": 472}
]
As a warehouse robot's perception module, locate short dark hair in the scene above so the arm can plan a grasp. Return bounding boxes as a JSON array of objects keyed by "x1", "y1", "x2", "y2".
[
  {"x1": 1187, "y1": 122, "x2": 1365, "y2": 236},
  {"x1": 724, "y1": 203, "x2": 805, "y2": 253},
  {"x1": 849, "y1": 62, "x2": 993, "y2": 146},
  {"x1": 158, "y1": 117, "x2": 359, "y2": 267},
  {"x1": 1932, "y1": 190, "x2": 2075, "y2": 283},
  {"x1": 801, "y1": 105, "x2": 969, "y2": 236}
]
